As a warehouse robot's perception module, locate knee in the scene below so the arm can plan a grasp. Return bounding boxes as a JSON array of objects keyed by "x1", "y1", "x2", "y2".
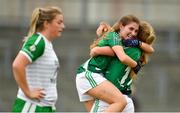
[{"x1": 115, "y1": 95, "x2": 127, "y2": 107}]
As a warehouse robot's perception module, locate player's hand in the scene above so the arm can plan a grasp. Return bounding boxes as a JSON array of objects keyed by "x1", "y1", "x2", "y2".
[
  {"x1": 96, "y1": 23, "x2": 110, "y2": 37},
  {"x1": 96, "y1": 25, "x2": 107, "y2": 37},
  {"x1": 123, "y1": 39, "x2": 142, "y2": 47},
  {"x1": 132, "y1": 60, "x2": 143, "y2": 74},
  {"x1": 27, "y1": 88, "x2": 46, "y2": 100}
]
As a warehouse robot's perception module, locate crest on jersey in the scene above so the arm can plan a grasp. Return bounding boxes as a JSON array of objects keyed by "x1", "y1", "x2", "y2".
[{"x1": 29, "y1": 45, "x2": 36, "y2": 52}]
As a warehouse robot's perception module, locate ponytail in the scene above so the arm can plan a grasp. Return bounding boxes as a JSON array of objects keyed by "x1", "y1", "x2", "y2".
[
  {"x1": 23, "y1": 6, "x2": 62, "y2": 41},
  {"x1": 24, "y1": 8, "x2": 40, "y2": 41}
]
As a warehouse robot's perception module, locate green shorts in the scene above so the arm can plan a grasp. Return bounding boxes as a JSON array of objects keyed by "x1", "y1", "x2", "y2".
[{"x1": 12, "y1": 98, "x2": 56, "y2": 112}]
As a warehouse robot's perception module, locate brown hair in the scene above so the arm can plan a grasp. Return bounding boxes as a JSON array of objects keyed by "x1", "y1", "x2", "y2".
[
  {"x1": 112, "y1": 14, "x2": 140, "y2": 33},
  {"x1": 90, "y1": 15, "x2": 140, "y2": 49},
  {"x1": 24, "y1": 6, "x2": 62, "y2": 41}
]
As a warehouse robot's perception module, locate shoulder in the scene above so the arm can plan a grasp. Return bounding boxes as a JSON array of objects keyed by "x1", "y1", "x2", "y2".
[
  {"x1": 26, "y1": 34, "x2": 45, "y2": 45},
  {"x1": 106, "y1": 32, "x2": 122, "y2": 46},
  {"x1": 106, "y1": 32, "x2": 119, "y2": 38},
  {"x1": 21, "y1": 33, "x2": 45, "y2": 62}
]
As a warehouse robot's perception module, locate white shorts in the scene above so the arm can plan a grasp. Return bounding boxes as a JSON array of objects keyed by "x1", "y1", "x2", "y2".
[
  {"x1": 90, "y1": 95, "x2": 134, "y2": 113},
  {"x1": 76, "y1": 70, "x2": 106, "y2": 102}
]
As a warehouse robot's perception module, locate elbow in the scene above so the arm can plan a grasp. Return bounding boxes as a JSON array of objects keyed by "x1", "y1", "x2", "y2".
[
  {"x1": 90, "y1": 49, "x2": 99, "y2": 57},
  {"x1": 151, "y1": 47, "x2": 155, "y2": 53},
  {"x1": 148, "y1": 47, "x2": 155, "y2": 54},
  {"x1": 12, "y1": 61, "x2": 19, "y2": 72},
  {"x1": 12, "y1": 60, "x2": 24, "y2": 78}
]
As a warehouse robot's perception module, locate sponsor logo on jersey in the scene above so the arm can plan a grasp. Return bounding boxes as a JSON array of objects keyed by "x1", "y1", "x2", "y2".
[{"x1": 29, "y1": 45, "x2": 36, "y2": 52}]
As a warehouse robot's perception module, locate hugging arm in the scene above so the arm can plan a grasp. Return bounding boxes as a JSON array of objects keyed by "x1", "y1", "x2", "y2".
[
  {"x1": 140, "y1": 42, "x2": 154, "y2": 53},
  {"x1": 90, "y1": 46, "x2": 115, "y2": 57},
  {"x1": 90, "y1": 45, "x2": 137, "y2": 68},
  {"x1": 112, "y1": 45, "x2": 137, "y2": 68},
  {"x1": 123, "y1": 39, "x2": 154, "y2": 54}
]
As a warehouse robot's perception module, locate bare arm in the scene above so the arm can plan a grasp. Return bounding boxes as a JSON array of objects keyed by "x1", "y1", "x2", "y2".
[
  {"x1": 12, "y1": 53, "x2": 45, "y2": 99},
  {"x1": 90, "y1": 46, "x2": 137, "y2": 68},
  {"x1": 112, "y1": 45, "x2": 137, "y2": 68},
  {"x1": 90, "y1": 46, "x2": 115, "y2": 57},
  {"x1": 140, "y1": 42, "x2": 154, "y2": 53},
  {"x1": 96, "y1": 22, "x2": 110, "y2": 37}
]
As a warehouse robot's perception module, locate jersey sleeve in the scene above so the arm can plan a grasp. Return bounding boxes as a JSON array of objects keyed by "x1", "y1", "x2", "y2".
[
  {"x1": 107, "y1": 32, "x2": 122, "y2": 47},
  {"x1": 20, "y1": 35, "x2": 45, "y2": 62}
]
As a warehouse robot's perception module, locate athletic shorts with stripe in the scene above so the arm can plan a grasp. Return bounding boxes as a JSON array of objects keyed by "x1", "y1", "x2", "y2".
[
  {"x1": 12, "y1": 98, "x2": 56, "y2": 112},
  {"x1": 90, "y1": 95, "x2": 134, "y2": 113},
  {"x1": 76, "y1": 70, "x2": 106, "y2": 102}
]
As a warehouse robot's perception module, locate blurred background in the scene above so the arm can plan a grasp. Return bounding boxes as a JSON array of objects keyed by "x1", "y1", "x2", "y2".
[{"x1": 0, "y1": 0, "x2": 180, "y2": 112}]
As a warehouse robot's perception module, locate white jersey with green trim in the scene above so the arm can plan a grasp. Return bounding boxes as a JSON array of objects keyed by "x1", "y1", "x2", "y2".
[{"x1": 17, "y1": 33, "x2": 59, "y2": 106}]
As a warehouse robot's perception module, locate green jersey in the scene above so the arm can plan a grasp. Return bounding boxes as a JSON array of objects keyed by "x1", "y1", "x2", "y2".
[
  {"x1": 77, "y1": 32, "x2": 122, "y2": 74},
  {"x1": 105, "y1": 47, "x2": 142, "y2": 95}
]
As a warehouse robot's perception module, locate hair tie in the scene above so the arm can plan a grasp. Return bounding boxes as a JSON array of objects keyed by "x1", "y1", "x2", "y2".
[{"x1": 39, "y1": 8, "x2": 42, "y2": 15}]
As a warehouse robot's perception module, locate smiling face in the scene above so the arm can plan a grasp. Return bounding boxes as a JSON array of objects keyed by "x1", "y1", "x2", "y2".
[{"x1": 119, "y1": 22, "x2": 139, "y2": 40}]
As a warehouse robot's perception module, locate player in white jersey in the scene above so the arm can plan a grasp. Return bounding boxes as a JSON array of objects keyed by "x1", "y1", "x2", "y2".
[{"x1": 12, "y1": 6, "x2": 65, "y2": 112}]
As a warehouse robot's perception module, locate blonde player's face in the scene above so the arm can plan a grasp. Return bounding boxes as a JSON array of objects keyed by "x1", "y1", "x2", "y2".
[
  {"x1": 48, "y1": 14, "x2": 65, "y2": 39},
  {"x1": 120, "y1": 22, "x2": 139, "y2": 40}
]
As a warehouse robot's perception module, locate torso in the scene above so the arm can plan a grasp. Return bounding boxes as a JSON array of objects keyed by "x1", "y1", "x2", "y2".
[
  {"x1": 105, "y1": 47, "x2": 142, "y2": 95},
  {"x1": 77, "y1": 32, "x2": 122, "y2": 74},
  {"x1": 17, "y1": 33, "x2": 59, "y2": 106}
]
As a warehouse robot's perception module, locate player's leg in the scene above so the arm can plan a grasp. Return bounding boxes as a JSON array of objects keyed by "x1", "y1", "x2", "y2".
[
  {"x1": 86, "y1": 79, "x2": 127, "y2": 112},
  {"x1": 90, "y1": 99, "x2": 109, "y2": 113},
  {"x1": 122, "y1": 95, "x2": 134, "y2": 113},
  {"x1": 90, "y1": 95, "x2": 134, "y2": 113},
  {"x1": 76, "y1": 71, "x2": 127, "y2": 112},
  {"x1": 76, "y1": 71, "x2": 96, "y2": 112},
  {"x1": 84, "y1": 99, "x2": 95, "y2": 112}
]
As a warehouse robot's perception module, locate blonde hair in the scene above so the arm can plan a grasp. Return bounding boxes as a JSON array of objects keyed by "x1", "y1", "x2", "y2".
[
  {"x1": 130, "y1": 21, "x2": 156, "y2": 78},
  {"x1": 24, "y1": 6, "x2": 62, "y2": 41},
  {"x1": 138, "y1": 21, "x2": 156, "y2": 64}
]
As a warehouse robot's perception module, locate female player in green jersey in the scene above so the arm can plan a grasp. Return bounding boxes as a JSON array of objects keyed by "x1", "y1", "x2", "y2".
[
  {"x1": 76, "y1": 15, "x2": 153, "y2": 112},
  {"x1": 12, "y1": 6, "x2": 65, "y2": 112},
  {"x1": 90, "y1": 21, "x2": 156, "y2": 112}
]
